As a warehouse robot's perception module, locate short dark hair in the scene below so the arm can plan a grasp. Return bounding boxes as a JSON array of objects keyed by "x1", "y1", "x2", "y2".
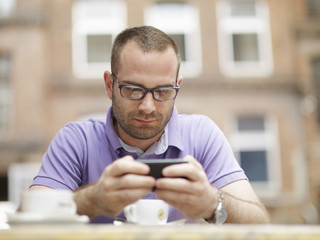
[{"x1": 111, "y1": 26, "x2": 180, "y2": 77}]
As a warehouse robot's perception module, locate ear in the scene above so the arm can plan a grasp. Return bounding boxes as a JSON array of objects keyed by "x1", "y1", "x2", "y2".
[
  {"x1": 177, "y1": 76, "x2": 183, "y2": 87},
  {"x1": 104, "y1": 71, "x2": 113, "y2": 100}
]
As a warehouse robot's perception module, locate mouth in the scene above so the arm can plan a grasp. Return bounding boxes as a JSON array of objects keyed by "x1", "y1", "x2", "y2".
[{"x1": 134, "y1": 118, "x2": 156, "y2": 125}]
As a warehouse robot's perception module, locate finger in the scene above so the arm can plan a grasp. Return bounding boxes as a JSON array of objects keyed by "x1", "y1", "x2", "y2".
[
  {"x1": 156, "y1": 177, "x2": 190, "y2": 192},
  {"x1": 104, "y1": 188, "x2": 154, "y2": 215},
  {"x1": 184, "y1": 155, "x2": 203, "y2": 170},
  {"x1": 117, "y1": 174, "x2": 156, "y2": 190},
  {"x1": 155, "y1": 190, "x2": 201, "y2": 218},
  {"x1": 105, "y1": 156, "x2": 150, "y2": 177},
  {"x1": 155, "y1": 188, "x2": 213, "y2": 219},
  {"x1": 156, "y1": 189, "x2": 196, "y2": 206},
  {"x1": 156, "y1": 177, "x2": 203, "y2": 195},
  {"x1": 162, "y1": 162, "x2": 206, "y2": 182},
  {"x1": 112, "y1": 188, "x2": 154, "y2": 206}
]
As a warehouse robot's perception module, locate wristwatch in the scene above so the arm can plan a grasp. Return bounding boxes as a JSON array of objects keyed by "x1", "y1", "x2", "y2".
[{"x1": 205, "y1": 189, "x2": 227, "y2": 224}]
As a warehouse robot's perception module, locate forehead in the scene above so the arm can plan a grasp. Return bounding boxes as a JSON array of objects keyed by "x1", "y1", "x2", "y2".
[{"x1": 117, "y1": 41, "x2": 178, "y2": 80}]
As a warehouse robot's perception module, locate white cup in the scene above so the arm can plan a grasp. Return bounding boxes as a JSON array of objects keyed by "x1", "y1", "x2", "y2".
[
  {"x1": 20, "y1": 190, "x2": 77, "y2": 216},
  {"x1": 124, "y1": 199, "x2": 169, "y2": 225}
]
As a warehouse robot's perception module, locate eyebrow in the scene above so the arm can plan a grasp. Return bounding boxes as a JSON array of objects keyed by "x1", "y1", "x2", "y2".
[{"x1": 121, "y1": 80, "x2": 176, "y2": 88}]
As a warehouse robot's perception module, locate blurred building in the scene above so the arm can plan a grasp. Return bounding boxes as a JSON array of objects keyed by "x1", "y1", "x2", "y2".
[{"x1": 0, "y1": 0, "x2": 320, "y2": 224}]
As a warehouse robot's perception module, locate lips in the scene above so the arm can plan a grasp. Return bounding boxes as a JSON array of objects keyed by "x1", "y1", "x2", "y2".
[{"x1": 134, "y1": 118, "x2": 156, "y2": 124}]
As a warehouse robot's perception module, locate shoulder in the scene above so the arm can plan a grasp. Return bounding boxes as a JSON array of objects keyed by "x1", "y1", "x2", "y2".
[
  {"x1": 176, "y1": 113, "x2": 225, "y2": 146},
  {"x1": 48, "y1": 119, "x2": 107, "y2": 157},
  {"x1": 65, "y1": 118, "x2": 105, "y2": 131},
  {"x1": 58, "y1": 118, "x2": 106, "y2": 141},
  {"x1": 178, "y1": 113, "x2": 217, "y2": 130}
]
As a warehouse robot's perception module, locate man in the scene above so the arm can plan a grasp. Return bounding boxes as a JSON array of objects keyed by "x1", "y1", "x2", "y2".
[{"x1": 30, "y1": 26, "x2": 270, "y2": 224}]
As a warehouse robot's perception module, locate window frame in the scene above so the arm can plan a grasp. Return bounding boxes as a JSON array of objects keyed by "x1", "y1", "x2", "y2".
[
  {"x1": 216, "y1": 0, "x2": 273, "y2": 77},
  {"x1": 72, "y1": 0, "x2": 127, "y2": 79},
  {"x1": 229, "y1": 114, "x2": 282, "y2": 198}
]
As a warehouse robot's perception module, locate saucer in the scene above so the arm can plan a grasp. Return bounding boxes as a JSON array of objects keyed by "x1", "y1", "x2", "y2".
[
  {"x1": 7, "y1": 212, "x2": 89, "y2": 225},
  {"x1": 113, "y1": 218, "x2": 186, "y2": 226}
]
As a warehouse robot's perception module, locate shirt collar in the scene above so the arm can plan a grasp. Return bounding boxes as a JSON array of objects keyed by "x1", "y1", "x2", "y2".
[
  {"x1": 118, "y1": 125, "x2": 168, "y2": 158},
  {"x1": 167, "y1": 106, "x2": 184, "y2": 151},
  {"x1": 105, "y1": 107, "x2": 122, "y2": 151}
]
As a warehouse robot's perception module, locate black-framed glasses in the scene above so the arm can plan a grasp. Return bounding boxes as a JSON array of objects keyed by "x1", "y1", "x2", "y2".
[{"x1": 112, "y1": 73, "x2": 180, "y2": 102}]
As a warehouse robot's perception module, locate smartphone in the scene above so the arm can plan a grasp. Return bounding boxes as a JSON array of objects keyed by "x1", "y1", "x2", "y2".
[{"x1": 137, "y1": 159, "x2": 187, "y2": 179}]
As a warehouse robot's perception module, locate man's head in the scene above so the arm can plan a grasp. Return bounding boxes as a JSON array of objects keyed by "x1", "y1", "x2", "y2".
[{"x1": 104, "y1": 26, "x2": 182, "y2": 148}]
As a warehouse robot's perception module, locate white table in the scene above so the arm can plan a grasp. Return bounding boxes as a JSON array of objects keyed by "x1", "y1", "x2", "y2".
[{"x1": 2, "y1": 224, "x2": 320, "y2": 240}]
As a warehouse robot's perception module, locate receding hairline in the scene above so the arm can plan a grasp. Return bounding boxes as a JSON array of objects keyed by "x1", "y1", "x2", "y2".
[
  {"x1": 111, "y1": 26, "x2": 181, "y2": 77},
  {"x1": 115, "y1": 40, "x2": 179, "y2": 79}
]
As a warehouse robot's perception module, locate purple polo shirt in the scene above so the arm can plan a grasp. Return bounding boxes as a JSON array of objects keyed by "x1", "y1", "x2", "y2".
[{"x1": 32, "y1": 106, "x2": 246, "y2": 223}]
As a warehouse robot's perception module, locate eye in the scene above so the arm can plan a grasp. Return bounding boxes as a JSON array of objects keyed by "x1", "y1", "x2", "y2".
[
  {"x1": 122, "y1": 86, "x2": 144, "y2": 99},
  {"x1": 154, "y1": 88, "x2": 176, "y2": 100}
]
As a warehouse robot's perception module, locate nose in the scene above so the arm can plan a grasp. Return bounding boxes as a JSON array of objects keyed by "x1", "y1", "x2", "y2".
[{"x1": 138, "y1": 92, "x2": 156, "y2": 114}]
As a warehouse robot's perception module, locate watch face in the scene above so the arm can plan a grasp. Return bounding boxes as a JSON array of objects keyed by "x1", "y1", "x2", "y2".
[
  {"x1": 214, "y1": 202, "x2": 227, "y2": 224},
  {"x1": 216, "y1": 207, "x2": 227, "y2": 224}
]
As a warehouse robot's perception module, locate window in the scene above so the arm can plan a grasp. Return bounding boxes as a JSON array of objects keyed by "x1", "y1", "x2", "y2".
[
  {"x1": 145, "y1": 2, "x2": 202, "y2": 78},
  {"x1": 0, "y1": 54, "x2": 11, "y2": 135},
  {"x1": 72, "y1": 0, "x2": 127, "y2": 79},
  {"x1": 216, "y1": 0, "x2": 273, "y2": 77},
  {"x1": 233, "y1": 33, "x2": 259, "y2": 61},
  {"x1": 0, "y1": 0, "x2": 15, "y2": 17},
  {"x1": 312, "y1": 58, "x2": 320, "y2": 124},
  {"x1": 307, "y1": 0, "x2": 320, "y2": 16},
  {"x1": 230, "y1": 115, "x2": 281, "y2": 197}
]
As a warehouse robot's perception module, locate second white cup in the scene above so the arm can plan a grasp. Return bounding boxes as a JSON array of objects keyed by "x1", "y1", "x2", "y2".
[{"x1": 124, "y1": 199, "x2": 169, "y2": 225}]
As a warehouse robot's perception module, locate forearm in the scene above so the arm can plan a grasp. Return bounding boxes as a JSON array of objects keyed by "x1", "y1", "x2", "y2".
[
  {"x1": 74, "y1": 184, "x2": 101, "y2": 220},
  {"x1": 223, "y1": 191, "x2": 271, "y2": 224}
]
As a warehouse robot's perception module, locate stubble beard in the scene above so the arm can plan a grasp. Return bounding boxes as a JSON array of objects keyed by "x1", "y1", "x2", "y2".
[{"x1": 112, "y1": 96, "x2": 174, "y2": 140}]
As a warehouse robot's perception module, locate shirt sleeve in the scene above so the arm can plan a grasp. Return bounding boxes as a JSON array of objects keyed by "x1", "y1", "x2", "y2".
[{"x1": 31, "y1": 123, "x2": 87, "y2": 190}]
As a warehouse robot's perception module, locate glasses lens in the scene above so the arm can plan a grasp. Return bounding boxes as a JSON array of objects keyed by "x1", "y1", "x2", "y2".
[
  {"x1": 154, "y1": 88, "x2": 177, "y2": 101},
  {"x1": 121, "y1": 86, "x2": 145, "y2": 100}
]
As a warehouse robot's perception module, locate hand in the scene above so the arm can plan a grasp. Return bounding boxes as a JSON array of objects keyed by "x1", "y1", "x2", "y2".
[
  {"x1": 74, "y1": 156, "x2": 156, "y2": 218},
  {"x1": 155, "y1": 155, "x2": 217, "y2": 219}
]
